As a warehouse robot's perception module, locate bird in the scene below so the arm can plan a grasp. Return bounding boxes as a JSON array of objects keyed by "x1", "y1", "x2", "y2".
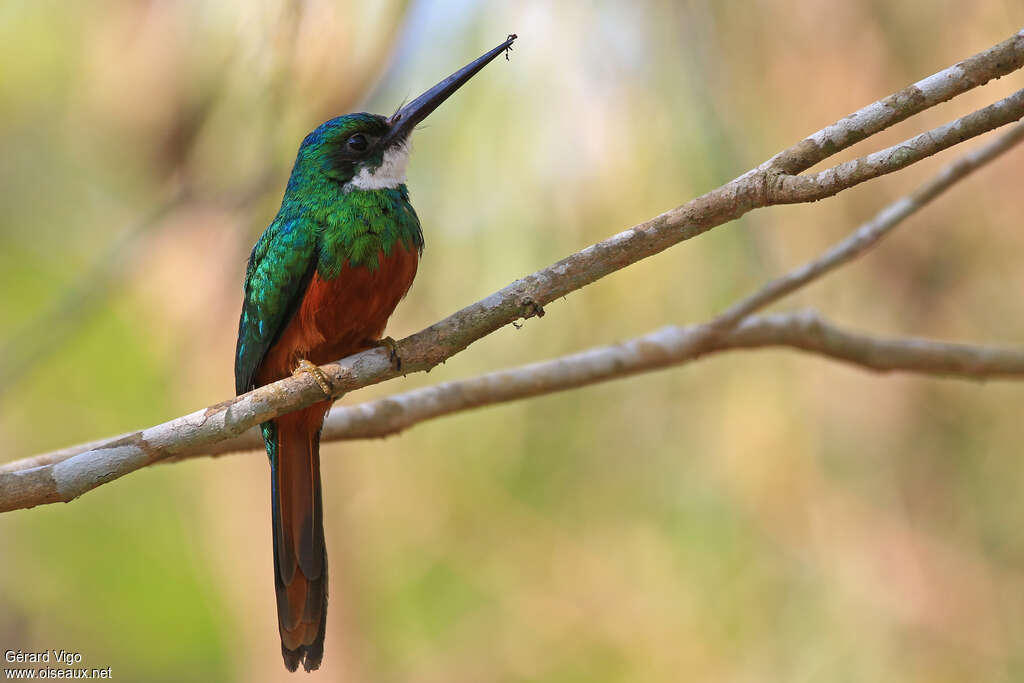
[{"x1": 233, "y1": 36, "x2": 516, "y2": 673}]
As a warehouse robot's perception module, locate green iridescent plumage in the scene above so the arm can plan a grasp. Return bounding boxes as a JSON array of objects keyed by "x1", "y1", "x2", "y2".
[
  {"x1": 232, "y1": 37, "x2": 517, "y2": 673},
  {"x1": 233, "y1": 112, "x2": 423, "y2": 674},
  {"x1": 234, "y1": 114, "x2": 423, "y2": 400},
  {"x1": 318, "y1": 188, "x2": 422, "y2": 275}
]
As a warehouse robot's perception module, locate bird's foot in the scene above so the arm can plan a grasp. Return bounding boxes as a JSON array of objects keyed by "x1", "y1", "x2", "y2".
[
  {"x1": 293, "y1": 359, "x2": 332, "y2": 395},
  {"x1": 373, "y1": 336, "x2": 403, "y2": 372}
]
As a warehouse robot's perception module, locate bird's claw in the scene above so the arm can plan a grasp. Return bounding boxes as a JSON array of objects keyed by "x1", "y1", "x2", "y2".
[{"x1": 293, "y1": 359, "x2": 332, "y2": 396}]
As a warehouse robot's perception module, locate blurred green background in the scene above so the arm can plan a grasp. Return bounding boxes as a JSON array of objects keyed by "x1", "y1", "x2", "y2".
[{"x1": 2, "y1": 2, "x2": 1024, "y2": 681}]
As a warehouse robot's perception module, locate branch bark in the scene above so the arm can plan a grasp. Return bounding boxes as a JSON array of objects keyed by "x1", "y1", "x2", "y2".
[
  {"x1": 10, "y1": 118, "x2": 1022, "y2": 477},
  {"x1": 2, "y1": 29, "x2": 1023, "y2": 514},
  {"x1": 148, "y1": 311, "x2": 1024, "y2": 455},
  {"x1": 4, "y1": 311, "x2": 1023, "y2": 513},
  {"x1": 768, "y1": 87, "x2": 1024, "y2": 203},
  {"x1": 144, "y1": 310, "x2": 1024, "y2": 451}
]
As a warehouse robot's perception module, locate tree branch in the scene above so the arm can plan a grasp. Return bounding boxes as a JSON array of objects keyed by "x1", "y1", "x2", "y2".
[
  {"x1": 766, "y1": 29, "x2": 1024, "y2": 175},
  {"x1": 769, "y1": 87, "x2": 1024, "y2": 203},
  {"x1": 4, "y1": 311, "x2": 1023, "y2": 512},
  {"x1": 2, "y1": 29, "x2": 1023, "y2": 513},
  {"x1": 147, "y1": 311, "x2": 1024, "y2": 454},
  {"x1": 719, "y1": 119, "x2": 1024, "y2": 328},
  {"x1": 9, "y1": 117, "x2": 1022, "y2": 478},
  {"x1": 295, "y1": 310, "x2": 1024, "y2": 437}
]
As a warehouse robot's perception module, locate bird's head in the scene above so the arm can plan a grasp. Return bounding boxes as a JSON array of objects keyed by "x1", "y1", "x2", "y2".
[{"x1": 292, "y1": 34, "x2": 516, "y2": 192}]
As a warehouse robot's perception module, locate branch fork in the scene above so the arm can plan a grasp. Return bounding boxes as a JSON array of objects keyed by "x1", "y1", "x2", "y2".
[{"x1": 3, "y1": 28, "x2": 1024, "y2": 513}]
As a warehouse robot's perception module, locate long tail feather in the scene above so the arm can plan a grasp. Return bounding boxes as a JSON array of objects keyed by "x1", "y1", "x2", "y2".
[{"x1": 267, "y1": 403, "x2": 330, "y2": 672}]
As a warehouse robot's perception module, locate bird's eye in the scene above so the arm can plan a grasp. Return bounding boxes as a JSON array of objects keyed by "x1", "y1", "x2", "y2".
[{"x1": 347, "y1": 134, "x2": 368, "y2": 152}]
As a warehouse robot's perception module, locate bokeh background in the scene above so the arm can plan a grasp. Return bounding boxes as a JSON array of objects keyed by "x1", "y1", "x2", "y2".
[{"x1": 2, "y1": 2, "x2": 1024, "y2": 681}]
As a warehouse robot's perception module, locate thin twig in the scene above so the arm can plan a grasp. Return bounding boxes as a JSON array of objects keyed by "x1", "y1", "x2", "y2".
[
  {"x1": 718, "y1": 119, "x2": 1024, "y2": 328},
  {"x1": 767, "y1": 29, "x2": 1024, "y2": 175},
  {"x1": 770, "y1": 88, "x2": 1024, "y2": 203}
]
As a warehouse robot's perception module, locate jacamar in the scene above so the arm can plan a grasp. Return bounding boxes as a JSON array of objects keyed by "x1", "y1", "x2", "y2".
[{"x1": 233, "y1": 36, "x2": 516, "y2": 672}]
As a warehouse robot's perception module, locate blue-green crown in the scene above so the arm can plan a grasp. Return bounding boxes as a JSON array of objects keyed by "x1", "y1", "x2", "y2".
[{"x1": 288, "y1": 113, "x2": 393, "y2": 188}]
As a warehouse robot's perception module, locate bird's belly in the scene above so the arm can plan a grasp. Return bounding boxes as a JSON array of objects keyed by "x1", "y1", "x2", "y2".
[{"x1": 256, "y1": 245, "x2": 419, "y2": 384}]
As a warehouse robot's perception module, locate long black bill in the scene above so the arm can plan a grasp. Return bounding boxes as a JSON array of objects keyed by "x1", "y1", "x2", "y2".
[{"x1": 381, "y1": 34, "x2": 517, "y2": 148}]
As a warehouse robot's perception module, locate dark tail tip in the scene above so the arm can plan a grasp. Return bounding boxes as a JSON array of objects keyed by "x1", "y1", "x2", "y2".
[
  {"x1": 278, "y1": 551, "x2": 328, "y2": 673},
  {"x1": 281, "y1": 639, "x2": 323, "y2": 673},
  {"x1": 278, "y1": 570, "x2": 328, "y2": 672},
  {"x1": 281, "y1": 646, "x2": 301, "y2": 673}
]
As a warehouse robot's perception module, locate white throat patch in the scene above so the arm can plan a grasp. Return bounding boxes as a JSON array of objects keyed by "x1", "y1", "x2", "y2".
[{"x1": 344, "y1": 143, "x2": 410, "y2": 192}]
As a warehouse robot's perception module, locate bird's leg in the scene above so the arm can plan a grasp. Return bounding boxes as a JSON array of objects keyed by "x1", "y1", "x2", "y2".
[
  {"x1": 369, "y1": 336, "x2": 402, "y2": 372},
  {"x1": 293, "y1": 359, "x2": 332, "y2": 395}
]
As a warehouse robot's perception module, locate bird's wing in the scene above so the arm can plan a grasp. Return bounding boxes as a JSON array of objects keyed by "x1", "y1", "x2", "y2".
[{"x1": 234, "y1": 217, "x2": 319, "y2": 395}]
